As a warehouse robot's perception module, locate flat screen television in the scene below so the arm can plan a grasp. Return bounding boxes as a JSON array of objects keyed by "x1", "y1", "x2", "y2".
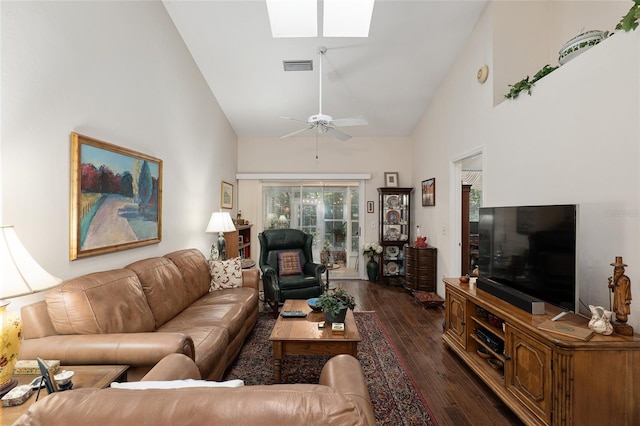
[{"x1": 478, "y1": 204, "x2": 577, "y2": 312}]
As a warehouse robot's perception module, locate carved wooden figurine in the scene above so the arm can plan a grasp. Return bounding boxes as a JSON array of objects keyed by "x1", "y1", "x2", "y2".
[{"x1": 607, "y1": 256, "x2": 634, "y2": 336}]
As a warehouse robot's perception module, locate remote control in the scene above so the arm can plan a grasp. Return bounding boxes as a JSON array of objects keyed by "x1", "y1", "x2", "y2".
[{"x1": 282, "y1": 310, "x2": 307, "y2": 318}]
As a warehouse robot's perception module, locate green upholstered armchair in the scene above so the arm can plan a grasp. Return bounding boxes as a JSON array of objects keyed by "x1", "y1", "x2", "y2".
[{"x1": 258, "y1": 229, "x2": 326, "y2": 317}]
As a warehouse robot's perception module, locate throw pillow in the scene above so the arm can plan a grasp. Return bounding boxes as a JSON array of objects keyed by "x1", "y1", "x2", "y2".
[
  {"x1": 209, "y1": 257, "x2": 243, "y2": 291},
  {"x1": 277, "y1": 251, "x2": 303, "y2": 276},
  {"x1": 110, "y1": 379, "x2": 244, "y2": 390}
]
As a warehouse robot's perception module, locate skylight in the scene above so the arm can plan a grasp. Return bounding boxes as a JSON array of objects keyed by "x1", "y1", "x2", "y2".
[
  {"x1": 266, "y1": 0, "x2": 375, "y2": 38},
  {"x1": 266, "y1": 0, "x2": 317, "y2": 38}
]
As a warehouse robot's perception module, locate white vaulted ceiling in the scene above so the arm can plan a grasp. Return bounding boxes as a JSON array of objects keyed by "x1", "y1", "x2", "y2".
[{"x1": 163, "y1": 0, "x2": 488, "y2": 139}]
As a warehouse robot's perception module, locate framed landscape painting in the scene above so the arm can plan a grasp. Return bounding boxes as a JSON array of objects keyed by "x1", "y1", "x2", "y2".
[{"x1": 69, "y1": 133, "x2": 163, "y2": 260}]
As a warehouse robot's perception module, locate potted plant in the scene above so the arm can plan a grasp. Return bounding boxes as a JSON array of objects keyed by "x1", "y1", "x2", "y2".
[
  {"x1": 332, "y1": 222, "x2": 347, "y2": 243},
  {"x1": 317, "y1": 287, "x2": 356, "y2": 324},
  {"x1": 362, "y1": 241, "x2": 383, "y2": 282}
]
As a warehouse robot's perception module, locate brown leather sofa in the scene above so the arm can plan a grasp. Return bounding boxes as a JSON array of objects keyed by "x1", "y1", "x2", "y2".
[
  {"x1": 14, "y1": 353, "x2": 375, "y2": 425},
  {"x1": 18, "y1": 249, "x2": 259, "y2": 381}
]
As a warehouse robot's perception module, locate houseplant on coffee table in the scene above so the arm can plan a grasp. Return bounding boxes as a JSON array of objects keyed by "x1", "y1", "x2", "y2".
[{"x1": 318, "y1": 287, "x2": 356, "y2": 324}]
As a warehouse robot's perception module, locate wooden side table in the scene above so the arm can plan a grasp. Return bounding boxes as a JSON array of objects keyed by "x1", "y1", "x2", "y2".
[
  {"x1": 324, "y1": 263, "x2": 340, "y2": 291},
  {"x1": 1, "y1": 365, "x2": 128, "y2": 425}
]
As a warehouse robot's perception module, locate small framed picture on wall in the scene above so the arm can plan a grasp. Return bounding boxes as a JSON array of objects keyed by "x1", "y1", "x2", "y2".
[
  {"x1": 384, "y1": 172, "x2": 399, "y2": 187},
  {"x1": 422, "y1": 178, "x2": 435, "y2": 206},
  {"x1": 367, "y1": 201, "x2": 374, "y2": 213},
  {"x1": 221, "y1": 181, "x2": 233, "y2": 209}
]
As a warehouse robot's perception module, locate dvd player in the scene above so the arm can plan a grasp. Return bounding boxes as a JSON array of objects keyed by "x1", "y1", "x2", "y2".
[{"x1": 475, "y1": 327, "x2": 504, "y2": 354}]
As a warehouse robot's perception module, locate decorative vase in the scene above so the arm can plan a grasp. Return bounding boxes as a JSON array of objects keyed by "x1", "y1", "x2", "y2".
[
  {"x1": 320, "y1": 250, "x2": 329, "y2": 265},
  {"x1": 0, "y1": 301, "x2": 22, "y2": 394},
  {"x1": 367, "y1": 257, "x2": 379, "y2": 282},
  {"x1": 324, "y1": 307, "x2": 348, "y2": 324}
]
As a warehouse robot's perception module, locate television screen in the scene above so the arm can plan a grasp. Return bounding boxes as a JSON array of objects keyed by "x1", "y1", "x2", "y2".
[{"x1": 478, "y1": 205, "x2": 577, "y2": 311}]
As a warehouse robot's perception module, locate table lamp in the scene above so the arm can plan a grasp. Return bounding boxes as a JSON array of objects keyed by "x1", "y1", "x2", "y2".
[
  {"x1": 0, "y1": 225, "x2": 62, "y2": 396},
  {"x1": 205, "y1": 212, "x2": 236, "y2": 260}
]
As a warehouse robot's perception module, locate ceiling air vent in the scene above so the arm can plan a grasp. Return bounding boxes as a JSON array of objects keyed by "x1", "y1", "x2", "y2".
[{"x1": 283, "y1": 60, "x2": 313, "y2": 71}]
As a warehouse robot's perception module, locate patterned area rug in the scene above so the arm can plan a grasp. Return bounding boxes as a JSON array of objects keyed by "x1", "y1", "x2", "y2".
[{"x1": 224, "y1": 311, "x2": 437, "y2": 426}]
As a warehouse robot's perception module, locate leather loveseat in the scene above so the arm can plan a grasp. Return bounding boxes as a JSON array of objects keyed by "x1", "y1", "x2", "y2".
[
  {"x1": 18, "y1": 249, "x2": 259, "y2": 381},
  {"x1": 14, "y1": 353, "x2": 375, "y2": 425}
]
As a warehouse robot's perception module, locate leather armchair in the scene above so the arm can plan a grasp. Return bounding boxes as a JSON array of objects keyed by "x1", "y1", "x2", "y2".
[{"x1": 259, "y1": 229, "x2": 326, "y2": 317}]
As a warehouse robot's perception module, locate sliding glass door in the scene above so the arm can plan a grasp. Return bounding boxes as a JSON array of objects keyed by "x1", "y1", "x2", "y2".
[{"x1": 263, "y1": 182, "x2": 360, "y2": 278}]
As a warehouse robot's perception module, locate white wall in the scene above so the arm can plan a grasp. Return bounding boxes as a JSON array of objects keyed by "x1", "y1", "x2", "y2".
[
  {"x1": 412, "y1": 0, "x2": 640, "y2": 329},
  {"x1": 1, "y1": 1, "x2": 237, "y2": 309},
  {"x1": 237, "y1": 135, "x2": 413, "y2": 249}
]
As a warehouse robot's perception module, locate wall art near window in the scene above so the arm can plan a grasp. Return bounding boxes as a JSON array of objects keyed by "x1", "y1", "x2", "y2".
[
  {"x1": 367, "y1": 201, "x2": 375, "y2": 214},
  {"x1": 422, "y1": 178, "x2": 436, "y2": 207},
  {"x1": 70, "y1": 132, "x2": 162, "y2": 260},
  {"x1": 221, "y1": 181, "x2": 234, "y2": 209},
  {"x1": 384, "y1": 172, "x2": 399, "y2": 187}
]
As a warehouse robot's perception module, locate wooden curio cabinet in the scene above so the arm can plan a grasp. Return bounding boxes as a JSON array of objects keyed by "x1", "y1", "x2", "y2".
[{"x1": 378, "y1": 187, "x2": 413, "y2": 285}]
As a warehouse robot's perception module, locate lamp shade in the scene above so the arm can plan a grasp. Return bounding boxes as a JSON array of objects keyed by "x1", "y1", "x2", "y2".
[
  {"x1": 205, "y1": 212, "x2": 236, "y2": 234},
  {"x1": 0, "y1": 226, "x2": 62, "y2": 299}
]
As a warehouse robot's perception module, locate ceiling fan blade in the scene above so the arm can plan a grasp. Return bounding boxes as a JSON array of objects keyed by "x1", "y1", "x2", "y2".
[
  {"x1": 280, "y1": 116, "x2": 308, "y2": 123},
  {"x1": 331, "y1": 117, "x2": 368, "y2": 127},
  {"x1": 325, "y1": 127, "x2": 352, "y2": 141},
  {"x1": 281, "y1": 126, "x2": 315, "y2": 139}
]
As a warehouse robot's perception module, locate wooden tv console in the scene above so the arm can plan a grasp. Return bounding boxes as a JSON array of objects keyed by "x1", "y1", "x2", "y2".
[{"x1": 443, "y1": 278, "x2": 640, "y2": 426}]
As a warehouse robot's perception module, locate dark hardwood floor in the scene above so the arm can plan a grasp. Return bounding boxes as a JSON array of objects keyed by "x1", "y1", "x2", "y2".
[{"x1": 326, "y1": 280, "x2": 523, "y2": 426}]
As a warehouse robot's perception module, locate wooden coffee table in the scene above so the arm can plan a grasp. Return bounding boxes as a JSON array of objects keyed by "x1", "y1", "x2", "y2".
[
  {"x1": 1, "y1": 364, "x2": 128, "y2": 425},
  {"x1": 269, "y1": 299, "x2": 361, "y2": 383}
]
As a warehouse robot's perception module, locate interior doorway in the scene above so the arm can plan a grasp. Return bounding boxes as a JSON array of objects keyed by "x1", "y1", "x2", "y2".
[
  {"x1": 450, "y1": 150, "x2": 483, "y2": 278},
  {"x1": 460, "y1": 156, "x2": 482, "y2": 275}
]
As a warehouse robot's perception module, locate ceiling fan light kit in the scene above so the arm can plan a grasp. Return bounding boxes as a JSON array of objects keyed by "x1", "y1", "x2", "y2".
[{"x1": 280, "y1": 46, "x2": 368, "y2": 141}]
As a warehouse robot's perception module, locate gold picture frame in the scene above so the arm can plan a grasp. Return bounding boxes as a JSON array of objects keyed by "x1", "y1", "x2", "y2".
[
  {"x1": 221, "y1": 181, "x2": 234, "y2": 209},
  {"x1": 70, "y1": 132, "x2": 163, "y2": 260}
]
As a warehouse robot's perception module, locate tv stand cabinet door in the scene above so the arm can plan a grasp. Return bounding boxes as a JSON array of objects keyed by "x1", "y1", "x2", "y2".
[
  {"x1": 505, "y1": 325, "x2": 553, "y2": 425},
  {"x1": 445, "y1": 289, "x2": 467, "y2": 350}
]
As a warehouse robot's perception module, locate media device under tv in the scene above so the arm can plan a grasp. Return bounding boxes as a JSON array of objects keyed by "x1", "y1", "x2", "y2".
[{"x1": 477, "y1": 204, "x2": 577, "y2": 315}]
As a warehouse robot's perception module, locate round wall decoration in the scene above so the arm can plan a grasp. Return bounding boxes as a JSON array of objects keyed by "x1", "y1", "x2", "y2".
[{"x1": 477, "y1": 65, "x2": 489, "y2": 84}]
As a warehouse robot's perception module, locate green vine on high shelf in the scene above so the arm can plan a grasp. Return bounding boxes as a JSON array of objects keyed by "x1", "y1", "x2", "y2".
[
  {"x1": 617, "y1": 0, "x2": 640, "y2": 32},
  {"x1": 505, "y1": 0, "x2": 640, "y2": 100},
  {"x1": 504, "y1": 65, "x2": 559, "y2": 100}
]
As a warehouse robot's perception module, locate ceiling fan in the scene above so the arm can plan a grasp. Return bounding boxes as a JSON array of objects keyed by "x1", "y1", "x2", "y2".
[{"x1": 280, "y1": 46, "x2": 367, "y2": 142}]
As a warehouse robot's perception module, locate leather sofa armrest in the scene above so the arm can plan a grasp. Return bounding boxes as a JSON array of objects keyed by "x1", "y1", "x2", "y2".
[
  {"x1": 241, "y1": 268, "x2": 260, "y2": 290},
  {"x1": 320, "y1": 354, "x2": 375, "y2": 426},
  {"x1": 19, "y1": 333, "x2": 195, "y2": 367},
  {"x1": 140, "y1": 353, "x2": 201, "y2": 381}
]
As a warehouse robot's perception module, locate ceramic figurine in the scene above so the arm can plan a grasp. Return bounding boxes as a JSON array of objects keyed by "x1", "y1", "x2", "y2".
[
  {"x1": 607, "y1": 256, "x2": 634, "y2": 335},
  {"x1": 588, "y1": 305, "x2": 613, "y2": 335}
]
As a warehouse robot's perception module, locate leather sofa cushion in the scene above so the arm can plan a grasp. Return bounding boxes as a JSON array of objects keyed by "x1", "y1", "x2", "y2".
[
  {"x1": 163, "y1": 303, "x2": 246, "y2": 342},
  {"x1": 164, "y1": 249, "x2": 211, "y2": 304},
  {"x1": 192, "y1": 287, "x2": 259, "y2": 314},
  {"x1": 45, "y1": 269, "x2": 155, "y2": 335},
  {"x1": 126, "y1": 257, "x2": 190, "y2": 329},
  {"x1": 156, "y1": 324, "x2": 228, "y2": 379}
]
